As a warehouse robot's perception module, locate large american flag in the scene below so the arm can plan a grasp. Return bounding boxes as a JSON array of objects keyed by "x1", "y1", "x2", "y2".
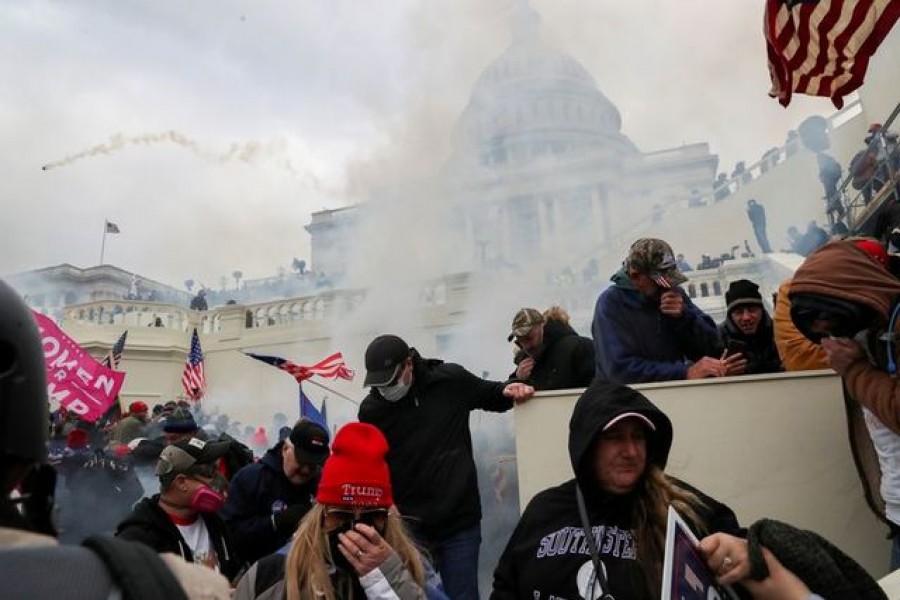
[
  {"x1": 244, "y1": 351, "x2": 355, "y2": 383},
  {"x1": 765, "y1": 0, "x2": 900, "y2": 107},
  {"x1": 181, "y1": 328, "x2": 206, "y2": 401},
  {"x1": 101, "y1": 330, "x2": 128, "y2": 369}
]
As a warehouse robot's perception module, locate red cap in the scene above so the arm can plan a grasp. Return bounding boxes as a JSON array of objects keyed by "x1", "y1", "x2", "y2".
[
  {"x1": 129, "y1": 401, "x2": 149, "y2": 415},
  {"x1": 853, "y1": 239, "x2": 889, "y2": 269},
  {"x1": 66, "y1": 428, "x2": 89, "y2": 449},
  {"x1": 316, "y1": 423, "x2": 393, "y2": 508}
]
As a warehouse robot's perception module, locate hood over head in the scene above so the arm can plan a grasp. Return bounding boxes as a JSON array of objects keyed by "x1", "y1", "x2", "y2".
[
  {"x1": 568, "y1": 380, "x2": 673, "y2": 489},
  {"x1": 790, "y1": 241, "x2": 900, "y2": 319}
]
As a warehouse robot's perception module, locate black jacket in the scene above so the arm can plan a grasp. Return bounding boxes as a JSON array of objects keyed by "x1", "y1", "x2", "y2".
[
  {"x1": 115, "y1": 494, "x2": 244, "y2": 581},
  {"x1": 717, "y1": 312, "x2": 783, "y2": 375},
  {"x1": 491, "y1": 381, "x2": 742, "y2": 600},
  {"x1": 358, "y1": 350, "x2": 513, "y2": 539},
  {"x1": 220, "y1": 443, "x2": 320, "y2": 564},
  {"x1": 510, "y1": 319, "x2": 595, "y2": 391}
]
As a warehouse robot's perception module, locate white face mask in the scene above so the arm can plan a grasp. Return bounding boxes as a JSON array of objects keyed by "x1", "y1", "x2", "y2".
[{"x1": 379, "y1": 378, "x2": 410, "y2": 402}]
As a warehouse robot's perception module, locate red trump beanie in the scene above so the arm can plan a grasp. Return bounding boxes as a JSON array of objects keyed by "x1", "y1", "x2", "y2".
[{"x1": 316, "y1": 422, "x2": 393, "y2": 508}]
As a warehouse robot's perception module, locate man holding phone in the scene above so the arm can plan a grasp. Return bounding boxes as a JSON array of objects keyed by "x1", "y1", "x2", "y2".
[
  {"x1": 718, "y1": 279, "x2": 782, "y2": 375},
  {"x1": 592, "y1": 238, "x2": 731, "y2": 384}
]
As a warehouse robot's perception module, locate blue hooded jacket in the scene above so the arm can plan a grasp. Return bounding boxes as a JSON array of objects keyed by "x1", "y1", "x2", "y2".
[{"x1": 591, "y1": 269, "x2": 719, "y2": 383}]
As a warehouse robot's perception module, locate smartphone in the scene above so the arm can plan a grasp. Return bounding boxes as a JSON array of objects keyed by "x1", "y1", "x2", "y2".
[{"x1": 725, "y1": 339, "x2": 748, "y2": 356}]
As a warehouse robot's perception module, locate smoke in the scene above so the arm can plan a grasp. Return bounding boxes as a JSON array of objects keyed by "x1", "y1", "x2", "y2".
[{"x1": 40, "y1": 130, "x2": 322, "y2": 188}]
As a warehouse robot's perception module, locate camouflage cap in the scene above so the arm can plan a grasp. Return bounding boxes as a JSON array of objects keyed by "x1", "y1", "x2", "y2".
[
  {"x1": 508, "y1": 308, "x2": 544, "y2": 342},
  {"x1": 625, "y1": 238, "x2": 688, "y2": 288}
]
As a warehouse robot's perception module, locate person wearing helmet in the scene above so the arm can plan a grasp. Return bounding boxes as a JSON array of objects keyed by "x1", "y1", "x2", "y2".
[{"x1": 0, "y1": 278, "x2": 230, "y2": 599}]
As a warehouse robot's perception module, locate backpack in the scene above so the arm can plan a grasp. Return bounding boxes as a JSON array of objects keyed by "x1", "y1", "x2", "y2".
[
  {"x1": 83, "y1": 535, "x2": 190, "y2": 600},
  {"x1": 0, "y1": 535, "x2": 189, "y2": 600}
]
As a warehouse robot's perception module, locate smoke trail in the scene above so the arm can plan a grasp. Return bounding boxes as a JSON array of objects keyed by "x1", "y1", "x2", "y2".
[{"x1": 41, "y1": 131, "x2": 318, "y2": 185}]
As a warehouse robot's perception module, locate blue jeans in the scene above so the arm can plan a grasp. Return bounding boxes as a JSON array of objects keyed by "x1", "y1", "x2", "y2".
[{"x1": 413, "y1": 524, "x2": 481, "y2": 600}]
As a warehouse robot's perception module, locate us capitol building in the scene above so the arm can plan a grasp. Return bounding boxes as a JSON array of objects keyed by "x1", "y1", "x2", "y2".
[{"x1": 6, "y1": 4, "x2": 891, "y2": 421}]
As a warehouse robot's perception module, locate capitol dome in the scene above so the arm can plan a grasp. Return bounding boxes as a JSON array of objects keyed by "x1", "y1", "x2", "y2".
[{"x1": 450, "y1": 3, "x2": 638, "y2": 167}]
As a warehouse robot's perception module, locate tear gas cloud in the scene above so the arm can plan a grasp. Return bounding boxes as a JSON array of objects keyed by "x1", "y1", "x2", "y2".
[
  {"x1": 3, "y1": 0, "x2": 858, "y2": 589},
  {"x1": 1, "y1": 0, "x2": 835, "y2": 287}
]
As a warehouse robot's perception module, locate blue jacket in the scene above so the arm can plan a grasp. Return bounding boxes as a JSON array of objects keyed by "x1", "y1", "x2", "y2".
[
  {"x1": 592, "y1": 269, "x2": 719, "y2": 384},
  {"x1": 221, "y1": 443, "x2": 319, "y2": 565}
]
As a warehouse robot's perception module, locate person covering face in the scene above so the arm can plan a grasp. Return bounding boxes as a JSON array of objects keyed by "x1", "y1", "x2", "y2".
[{"x1": 233, "y1": 423, "x2": 435, "y2": 600}]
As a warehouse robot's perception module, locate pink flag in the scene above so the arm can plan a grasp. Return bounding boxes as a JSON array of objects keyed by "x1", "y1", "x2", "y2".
[{"x1": 32, "y1": 311, "x2": 126, "y2": 422}]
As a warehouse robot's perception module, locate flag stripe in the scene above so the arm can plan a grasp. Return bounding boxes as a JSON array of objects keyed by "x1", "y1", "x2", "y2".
[
  {"x1": 765, "y1": 0, "x2": 900, "y2": 107},
  {"x1": 181, "y1": 328, "x2": 205, "y2": 400},
  {"x1": 245, "y1": 351, "x2": 355, "y2": 383},
  {"x1": 796, "y1": 0, "x2": 846, "y2": 93},
  {"x1": 101, "y1": 330, "x2": 128, "y2": 370}
]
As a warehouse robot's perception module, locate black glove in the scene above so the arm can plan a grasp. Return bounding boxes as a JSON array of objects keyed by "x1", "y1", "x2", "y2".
[{"x1": 273, "y1": 503, "x2": 307, "y2": 533}]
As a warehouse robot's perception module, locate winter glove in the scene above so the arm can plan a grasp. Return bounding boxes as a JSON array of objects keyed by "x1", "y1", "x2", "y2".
[{"x1": 273, "y1": 503, "x2": 307, "y2": 533}]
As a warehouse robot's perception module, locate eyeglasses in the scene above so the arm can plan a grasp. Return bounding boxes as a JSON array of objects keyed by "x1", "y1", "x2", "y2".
[{"x1": 323, "y1": 507, "x2": 389, "y2": 531}]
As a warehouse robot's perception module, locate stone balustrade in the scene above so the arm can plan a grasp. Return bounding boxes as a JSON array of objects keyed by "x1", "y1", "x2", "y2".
[
  {"x1": 60, "y1": 276, "x2": 458, "y2": 335},
  {"x1": 62, "y1": 301, "x2": 197, "y2": 331}
]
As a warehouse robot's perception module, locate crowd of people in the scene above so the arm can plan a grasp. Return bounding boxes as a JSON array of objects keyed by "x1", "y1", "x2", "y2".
[{"x1": 4, "y1": 228, "x2": 900, "y2": 599}]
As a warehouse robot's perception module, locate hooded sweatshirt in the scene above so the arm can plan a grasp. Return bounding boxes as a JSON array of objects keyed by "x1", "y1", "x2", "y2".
[
  {"x1": 491, "y1": 381, "x2": 741, "y2": 600},
  {"x1": 592, "y1": 269, "x2": 720, "y2": 384},
  {"x1": 791, "y1": 241, "x2": 900, "y2": 527},
  {"x1": 115, "y1": 494, "x2": 244, "y2": 581}
]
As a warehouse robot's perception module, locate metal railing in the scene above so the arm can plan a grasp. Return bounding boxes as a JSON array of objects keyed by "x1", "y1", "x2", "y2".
[{"x1": 839, "y1": 101, "x2": 900, "y2": 234}]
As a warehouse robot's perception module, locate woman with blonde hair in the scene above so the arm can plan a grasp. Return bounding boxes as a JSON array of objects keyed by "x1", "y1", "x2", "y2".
[{"x1": 235, "y1": 422, "x2": 432, "y2": 600}]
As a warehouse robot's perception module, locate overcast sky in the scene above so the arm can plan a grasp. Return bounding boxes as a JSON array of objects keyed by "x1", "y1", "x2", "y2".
[{"x1": 0, "y1": 0, "x2": 837, "y2": 288}]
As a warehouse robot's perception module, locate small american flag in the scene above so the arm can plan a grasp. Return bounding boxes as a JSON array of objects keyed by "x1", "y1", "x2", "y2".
[
  {"x1": 97, "y1": 330, "x2": 128, "y2": 427},
  {"x1": 765, "y1": 0, "x2": 900, "y2": 107},
  {"x1": 181, "y1": 328, "x2": 206, "y2": 401},
  {"x1": 102, "y1": 330, "x2": 128, "y2": 369},
  {"x1": 244, "y1": 351, "x2": 355, "y2": 383}
]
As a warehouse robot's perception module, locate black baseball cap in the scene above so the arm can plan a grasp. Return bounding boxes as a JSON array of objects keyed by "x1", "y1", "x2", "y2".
[
  {"x1": 289, "y1": 420, "x2": 330, "y2": 466},
  {"x1": 363, "y1": 334, "x2": 410, "y2": 387}
]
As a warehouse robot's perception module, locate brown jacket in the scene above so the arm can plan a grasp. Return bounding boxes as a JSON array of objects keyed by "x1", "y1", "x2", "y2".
[
  {"x1": 791, "y1": 241, "x2": 900, "y2": 434},
  {"x1": 773, "y1": 279, "x2": 829, "y2": 371},
  {"x1": 791, "y1": 241, "x2": 900, "y2": 523}
]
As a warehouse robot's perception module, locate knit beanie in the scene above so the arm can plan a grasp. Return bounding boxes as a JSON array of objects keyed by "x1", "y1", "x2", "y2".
[
  {"x1": 747, "y1": 519, "x2": 886, "y2": 600},
  {"x1": 316, "y1": 422, "x2": 393, "y2": 508},
  {"x1": 162, "y1": 408, "x2": 198, "y2": 433},
  {"x1": 725, "y1": 279, "x2": 763, "y2": 313}
]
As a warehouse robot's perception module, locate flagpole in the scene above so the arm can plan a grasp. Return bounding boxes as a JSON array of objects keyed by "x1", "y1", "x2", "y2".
[
  {"x1": 99, "y1": 221, "x2": 107, "y2": 265},
  {"x1": 306, "y1": 378, "x2": 359, "y2": 406}
]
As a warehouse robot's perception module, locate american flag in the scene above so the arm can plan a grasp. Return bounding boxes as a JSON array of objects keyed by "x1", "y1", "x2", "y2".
[
  {"x1": 102, "y1": 330, "x2": 128, "y2": 369},
  {"x1": 181, "y1": 328, "x2": 206, "y2": 401},
  {"x1": 97, "y1": 330, "x2": 128, "y2": 426},
  {"x1": 244, "y1": 351, "x2": 355, "y2": 383},
  {"x1": 765, "y1": 0, "x2": 900, "y2": 107}
]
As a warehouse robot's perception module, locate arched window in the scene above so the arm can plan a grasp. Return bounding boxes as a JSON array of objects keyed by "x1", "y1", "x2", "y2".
[{"x1": 700, "y1": 283, "x2": 709, "y2": 297}]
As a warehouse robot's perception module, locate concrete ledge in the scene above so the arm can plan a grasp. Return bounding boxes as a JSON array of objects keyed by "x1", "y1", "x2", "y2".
[{"x1": 514, "y1": 370, "x2": 890, "y2": 578}]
